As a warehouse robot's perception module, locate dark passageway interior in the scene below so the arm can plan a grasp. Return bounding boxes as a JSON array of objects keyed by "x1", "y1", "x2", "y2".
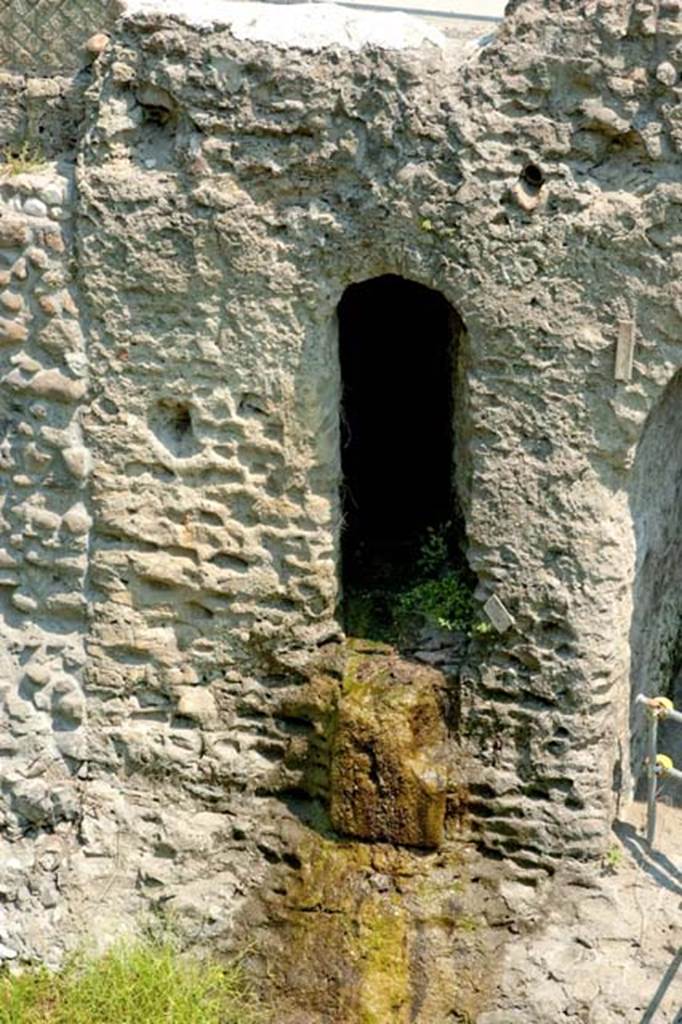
[{"x1": 338, "y1": 275, "x2": 458, "y2": 613}]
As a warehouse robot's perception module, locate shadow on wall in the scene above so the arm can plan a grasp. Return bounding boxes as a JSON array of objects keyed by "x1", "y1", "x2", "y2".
[
  {"x1": 638, "y1": 945, "x2": 682, "y2": 1024},
  {"x1": 628, "y1": 368, "x2": 682, "y2": 804}
]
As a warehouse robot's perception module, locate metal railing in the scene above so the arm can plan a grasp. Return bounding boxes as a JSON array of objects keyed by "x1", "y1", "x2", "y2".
[
  {"x1": 0, "y1": 0, "x2": 118, "y2": 75},
  {"x1": 636, "y1": 694, "x2": 682, "y2": 846}
]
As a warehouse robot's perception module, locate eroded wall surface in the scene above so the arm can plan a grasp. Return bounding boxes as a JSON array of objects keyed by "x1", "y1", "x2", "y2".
[{"x1": 1, "y1": 0, "x2": 682, "y2": 1018}]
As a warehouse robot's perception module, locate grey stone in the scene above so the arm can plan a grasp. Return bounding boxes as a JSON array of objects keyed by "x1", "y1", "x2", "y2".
[{"x1": 23, "y1": 198, "x2": 48, "y2": 219}]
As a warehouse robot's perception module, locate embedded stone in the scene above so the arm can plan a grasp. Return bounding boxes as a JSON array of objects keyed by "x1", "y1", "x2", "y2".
[
  {"x1": 24, "y1": 663, "x2": 51, "y2": 686},
  {"x1": 175, "y1": 686, "x2": 217, "y2": 724},
  {"x1": 12, "y1": 592, "x2": 38, "y2": 612},
  {"x1": 656, "y1": 61, "x2": 677, "y2": 86},
  {"x1": 12, "y1": 779, "x2": 52, "y2": 824},
  {"x1": 0, "y1": 215, "x2": 30, "y2": 248},
  {"x1": 26, "y1": 247, "x2": 48, "y2": 269},
  {"x1": 12, "y1": 257, "x2": 27, "y2": 280},
  {"x1": 0, "y1": 291, "x2": 23, "y2": 313},
  {"x1": 24, "y1": 198, "x2": 48, "y2": 219},
  {"x1": 25, "y1": 369, "x2": 87, "y2": 402},
  {"x1": 52, "y1": 687, "x2": 86, "y2": 724},
  {"x1": 0, "y1": 318, "x2": 28, "y2": 344},
  {"x1": 86, "y1": 32, "x2": 110, "y2": 55},
  {"x1": 39, "y1": 183, "x2": 67, "y2": 207},
  {"x1": 54, "y1": 730, "x2": 88, "y2": 760},
  {"x1": 62, "y1": 445, "x2": 93, "y2": 478},
  {"x1": 62, "y1": 503, "x2": 93, "y2": 534},
  {"x1": 483, "y1": 594, "x2": 514, "y2": 633},
  {"x1": 41, "y1": 229, "x2": 65, "y2": 254},
  {"x1": 38, "y1": 294, "x2": 59, "y2": 316}
]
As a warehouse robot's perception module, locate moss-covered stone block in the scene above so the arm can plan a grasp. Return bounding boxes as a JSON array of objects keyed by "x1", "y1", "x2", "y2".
[{"x1": 330, "y1": 651, "x2": 448, "y2": 848}]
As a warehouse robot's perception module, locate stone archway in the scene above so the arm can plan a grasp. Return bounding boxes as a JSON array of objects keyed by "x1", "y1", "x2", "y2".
[{"x1": 336, "y1": 274, "x2": 465, "y2": 633}]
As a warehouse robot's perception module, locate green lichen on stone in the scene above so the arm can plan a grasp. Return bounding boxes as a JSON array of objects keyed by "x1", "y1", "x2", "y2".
[
  {"x1": 265, "y1": 835, "x2": 411, "y2": 1022},
  {"x1": 356, "y1": 897, "x2": 410, "y2": 1024}
]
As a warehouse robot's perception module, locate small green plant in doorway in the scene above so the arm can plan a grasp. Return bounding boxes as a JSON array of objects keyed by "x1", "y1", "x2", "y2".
[{"x1": 344, "y1": 521, "x2": 489, "y2": 645}]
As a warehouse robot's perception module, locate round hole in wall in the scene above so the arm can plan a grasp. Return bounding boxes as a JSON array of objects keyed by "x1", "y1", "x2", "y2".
[{"x1": 521, "y1": 163, "x2": 545, "y2": 191}]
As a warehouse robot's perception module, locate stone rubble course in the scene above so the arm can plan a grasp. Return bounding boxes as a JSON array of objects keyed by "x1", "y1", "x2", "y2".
[{"x1": 0, "y1": 0, "x2": 681, "y2": 1020}]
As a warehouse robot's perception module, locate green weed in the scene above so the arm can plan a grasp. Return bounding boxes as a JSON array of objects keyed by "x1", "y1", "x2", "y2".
[
  {"x1": 454, "y1": 915, "x2": 480, "y2": 933},
  {"x1": 602, "y1": 845, "x2": 624, "y2": 873},
  {"x1": 0, "y1": 938, "x2": 265, "y2": 1024},
  {"x1": 0, "y1": 140, "x2": 46, "y2": 176},
  {"x1": 396, "y1": 570, "x2": 475, "y2": 633},
  {"x1": 344, "y1": 522, "x2": 492, "y2": 643}
]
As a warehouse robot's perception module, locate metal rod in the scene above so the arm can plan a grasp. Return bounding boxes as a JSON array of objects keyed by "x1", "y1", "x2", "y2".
[
  {"x1": 646, "y1": 710, "x2": 658, "y2": 847},
  {"x1": 661, "y1": 765, "x2": 682, "y2": 784},
  {"x1": 662, "y1": 707, "x2": 682, "y2": 726}
]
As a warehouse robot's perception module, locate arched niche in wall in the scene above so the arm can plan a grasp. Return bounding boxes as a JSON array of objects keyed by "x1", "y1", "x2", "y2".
[
  {"x1": 628, "y1": 367, "x2": 682, "y2": 798},
  {"x1": 336, "y1": 274, "x2": 469, "y2": 641}
]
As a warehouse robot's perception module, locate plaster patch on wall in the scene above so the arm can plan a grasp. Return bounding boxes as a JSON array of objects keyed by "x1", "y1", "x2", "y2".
[{"x1": 122, "y1": 0, "x2": 447, "y2": 51}]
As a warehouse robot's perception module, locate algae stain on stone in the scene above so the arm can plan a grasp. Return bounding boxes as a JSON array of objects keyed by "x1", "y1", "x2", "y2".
[
  {"x1": 267, "y1": 834, "x2": 412, "y2": 1022},
  {"x1": 356, "y1": 897, "x2": 410, "y2": 1024}
]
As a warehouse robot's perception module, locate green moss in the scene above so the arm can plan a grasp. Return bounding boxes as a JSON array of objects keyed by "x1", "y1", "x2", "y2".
[
  {"x1": 357, "y1": 900, "x2": 409, "y2": 1024},
  {"x1": 283, "y1": 837, "x2": 410, "y2": 1024},
  {"x1": 455, "y1": 915, "x2": 480, "y2": 933}
]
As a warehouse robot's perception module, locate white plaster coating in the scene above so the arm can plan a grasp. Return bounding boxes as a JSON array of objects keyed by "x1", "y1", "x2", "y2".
[{"x1": 122, "y1": 0, "x2": 446, "y2": 50}]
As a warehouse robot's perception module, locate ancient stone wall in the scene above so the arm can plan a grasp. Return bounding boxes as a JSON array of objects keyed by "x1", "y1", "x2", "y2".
[
  {"x1": 0, "y1": 70, "x2": 89, "y2": 161},
  {"x1": 1, "y1": 1, "x2": 682, "y2": 1018},
  {"x1": 0, "y1": 163, "x2": 92, "y2": 958}
]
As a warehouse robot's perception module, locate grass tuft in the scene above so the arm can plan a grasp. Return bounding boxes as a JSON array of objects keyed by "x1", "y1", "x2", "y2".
[
  {"x1": 0, "y1": 939, "x2": 265, "y2": 1024},
  {"x1": 0, "y1": 140, "x2": 46, "y2": 176}
]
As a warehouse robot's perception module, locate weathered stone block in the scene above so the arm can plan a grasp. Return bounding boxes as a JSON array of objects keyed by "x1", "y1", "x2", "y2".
[
  {"x1": 329, "y1": 651, "x2": 447, "y2": 848},
  {"x1": 0, "y1": 214, "x2": 30, "y2": 249}
]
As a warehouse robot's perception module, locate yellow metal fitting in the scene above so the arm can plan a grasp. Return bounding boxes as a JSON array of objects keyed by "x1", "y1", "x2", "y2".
[
  {"x1": 656, "y1": 754, "x2": 674, "y2": 775},
  {"x1": 651, "y1": 697, "x2": 674, "y2": 716}
]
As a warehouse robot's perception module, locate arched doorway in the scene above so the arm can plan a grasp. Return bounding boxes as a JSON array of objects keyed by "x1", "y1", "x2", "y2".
[{"x1": 337, "y1": 274, "x2": 465, "y2": 637}]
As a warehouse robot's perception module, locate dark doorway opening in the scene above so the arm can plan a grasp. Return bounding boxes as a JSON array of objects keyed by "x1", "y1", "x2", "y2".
[{"x1": 338, "y1": 275, "x2": 464, "y2": 638}]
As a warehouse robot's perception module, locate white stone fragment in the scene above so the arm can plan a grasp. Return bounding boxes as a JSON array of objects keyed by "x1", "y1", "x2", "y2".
[
  {"x1": 483, "y1": 594, "x2": 514, "y2": 633},
  {"x1": 23, "y1": 198, "x2": 48, "y2": 218},
  {"x1": 122, "y1": 0, "x2": 446, "y2": 52},
  {"x1": 62, "y1": 446, "x2": 93, "y2": 480},
  {"x1": 0, "y1": 942, "x2": 18, "y2": 960},
  {"x1": 656, "y1": 61, "x2": 677, "y2": 86},
  {"x1": 12, "y1": 592, "x2": 38, "y2": 613},
  {"x1": 176, "y1": 686, "x2": 217, "y2": 724},
  {"x1": 614, "y1": 320, "x2": 635, "y2": 382},
  {"x1": 26, "y1": 369, "x2": 87, "y2": 402},
  {"x1": 86, "y1": 32, "x2": 110, "y2": 56},
  {"x1": 39, "y1": 183, "x2": 67, "y2": 207},
  {"x1": 62, "y1": 503, "x2": 93, "y2": 534}
]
